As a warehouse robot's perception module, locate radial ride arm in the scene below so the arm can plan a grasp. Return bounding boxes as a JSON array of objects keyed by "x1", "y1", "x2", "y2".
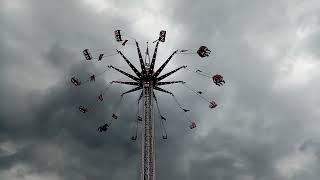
[
  {"x1": 111, "y1": 81, "x2": 140, "y2": 86},
  {"x1": 154, "y1": 86, "x2": 174, "y2": 96},
  {"x1": 117, "y1": 50, "x2": 142, "y2": 78},
  {"x1": 121, "y1": 86, "x2": 143, "y2": 96},
  {"x1": 149, "y1": 40, "x2": 160, "y2": 75},
  {"x1": 156, "y1": 81, "x2": 185, "y2": 86},
  {"x1": 153, "y1": 50, "x2": 178, "y2": 78},
  {"x1": 157, "y1": 65, "x2": 187, "y2": 81},
  {"x1": 135, "y1": 41, "x2": 146, "y2": 75},
  {"x1": 108, "y1": 65, "x2": 140, "y2": 82}
]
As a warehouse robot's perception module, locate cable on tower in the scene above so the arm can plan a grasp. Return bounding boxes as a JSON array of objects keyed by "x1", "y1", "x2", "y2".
[
  {"x1": 184, "y1": 68, "x2": 226, "y2": 87},
  {"x1": 81, "y1": 48, "x2": 120, "y2": 62},
  {"x1": 183, "y1": 83, "x2": 211, "y2": 103},
  {"x1": 114, "y1": 29, "x2": 137, "y2": 47},
  {"x1": 113, "y1": 94, "x2": 124, "y2": 118},
  {"x1": 97, "y1": 95, "x2": 124, "y2": 133},
  {"x1": 77, "y1": 77, "x2": 125, "y2": 117},
  {"x1": 171, "y1": 94, "x2": 197, "y2": 129},
  {"x1": 97, "y1": 82, "x2": 127, "y2": 134},
  {"x1": 182, "y1": 83, "x2": 218, "y2": 110},
  {"x1": 153, "y1": 92, "x2": 168, "y2": 139},
  {"x1": 184, "y1": 68, "x2": 212, "y2": 78},
  {"x1": 72, "y1": 66, "x2": 112, "y2": 87},
  {"x1": 131, "y1": 93, "x2": 143, "y2": 141},
  {"x1": 177, "y1": 46, "x2": 212, "y2": 58}
]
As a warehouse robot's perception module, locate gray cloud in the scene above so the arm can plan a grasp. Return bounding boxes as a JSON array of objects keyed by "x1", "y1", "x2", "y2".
[{"x1": 1, "y1": 0, "x2": 320, "y2": 180}]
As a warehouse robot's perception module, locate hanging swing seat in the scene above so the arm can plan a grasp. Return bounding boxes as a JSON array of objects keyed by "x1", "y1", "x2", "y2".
[
  {"x1": 131, "y1": 136, "x2": 137, "y2": 141},
  {"x1": 97, "y1": 123, "x2": 109, "y2": 132},
  {"x1": 209, "y1": 101, "x2": 217, "y2": 109},
  {"x1": 112, "y1": 113, "x2": 118, "y2": 119},
  {"x1": 71, "y1": 77, "x2": 81, "y2": 86},
  {"x1": 183, "y1": 108, "x2": 190, "y2": 112},
  {"x1": 98, "y1": 54, "x2": 104, "y2": 61},
  {"x1": 90, "y1": 74, "x2": 96, "y2": 82},
  {"x1": 97, "y1": 94, "x2": 103, "y2": 102},
  {"x1": 189, "y1": 122, "x2": 197, "y2": 129},
  {"x1": 79, "y1": 106, "x2": 88, "y2": 113},
  {"x1": 159, "y1": 30, "x2": 166, "y2": 42},
  {"x1": 83, "y1": 49, "x2": 92, "y2": 60},
  {"x1": 212, "y1": 74, "x2": 225, "y2": 86},
  {"x1": 197, "y1": 46, "x2": 211, "y2": 58},
  {"x1": 114, "y1": 30, "x2": 122, "y2": 42}
]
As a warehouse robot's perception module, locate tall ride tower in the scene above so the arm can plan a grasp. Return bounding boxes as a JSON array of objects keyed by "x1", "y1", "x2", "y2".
[
  {"x1": 76, "y1": 30, "x2": 216, "y2": 180},
  {"x1": 142, "y1": 69, "x2": 156, "y2": 180},
  {"x1": 109, "y1": 31, "x2": 186, "y2": 180}
]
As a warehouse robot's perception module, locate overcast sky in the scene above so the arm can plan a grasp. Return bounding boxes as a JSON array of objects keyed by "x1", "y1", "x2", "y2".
[{"x1": 1, "y1": 0, "x2": 320, "y2": 180}]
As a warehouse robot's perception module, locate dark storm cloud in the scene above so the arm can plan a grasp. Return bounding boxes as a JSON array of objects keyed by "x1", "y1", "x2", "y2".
[
  {"x1": 1, "y1": 0, "x2": 320, "y2": 180},
  {"x1": 0, "y1": 0, "x2": 140, "y2": 179},
  {"x1": 156, "y1": 0, "x2": 320, "y2": 180}
]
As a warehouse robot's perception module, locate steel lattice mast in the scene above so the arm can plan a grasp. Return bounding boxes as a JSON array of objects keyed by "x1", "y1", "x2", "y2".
[
  {"x1": 142, "y1": 72, "x2": 155, "y2": 180},
  {"x1": 109, "y1": 32, "x2": 184, "y2": 180}
]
